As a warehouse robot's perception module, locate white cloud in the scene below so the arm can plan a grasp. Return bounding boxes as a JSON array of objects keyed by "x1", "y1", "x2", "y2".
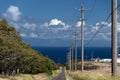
[
  {"x1": 101, "y1": 21, "x2": 111, "y2": 27},
  {"x1": 42, "y1": 18, "x2": 70, "y2": 31},
  {"x1": 76, "y1": 21, "x2": 85, "y2": 27},
  {"x1": 92, "y1": 22, "x2": 111, "y2": 33},
  {"x1": 117, "y1": 22, "x2": 120, "y2": 32},
  {"x1": 108, "y1": 23, "x2": 111, "y2": 27},
  {"x1": 101, "y1": 21, "x2": 107, "y2": 25},
  {"x1": 100, "y1": 33, "x2": 108, "y2": 40},
  {"x1": 91, "y1": 27, "x2": 97, "y2": 33},
  {"x1": 49, "y1": 18, "x2": 64, "y2": 26},
  {"x1": 62, "y1": 24, "x2": 70, "y2": 30},
  {"x1": 30, "y1": 33, "x2": 38, "y2": 38},
  {"x1": 20, "y1": 33, "x2": 27, "y2": 37},
  {"x1": 96, "y1": 23, "x2": 100, "y2": 26},
  {"x1": 23, "y1": 23, "x2": 37, "y2": 30},
  {"x1": 84, "y1": 21, "x2": 112, "y2": 41},
  {"x1": 43, "y1": 22, "x2": 49, "y2": 27},
  {"x1": 3, "y1": 5, "x2": 22, "y2": 21}
]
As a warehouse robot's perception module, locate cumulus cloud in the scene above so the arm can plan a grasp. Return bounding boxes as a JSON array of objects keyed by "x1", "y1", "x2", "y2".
[
  {"x1": 99, "y1": 33, "x2": 109, "y2": 40},
  {"x1": 84, "y1": 21, "x2": 112, "y2": 41},
  {"x1": 49, "y1": 18, "x2": 64, "y2": 26},
  {"x1": 93, "y1": 21, "x2": 111, "y2": 32},
  {"x1": 23, "y1": 22, "x2": 37, "y2": 30},
  {"x1": 43, "y1": 22, "x2": 49, "y2": 27},
  {"x1": 101, "y1": 21, "x2": 111, "y2": 27},
  {"x1": 42, "y1": 18, "x2": 70, "y2": 31},
  {"x1": 84, "y1": 21, "x2": 120, "y2": 41},
  {"x1": 3, "y1": 5, "x2": 22, "y2": 21},
  {"x1": 117, "y1": 22, "x2": 120, "y2": 32},
  {"x1": 20, "y1": 33, "x2": 27, "y2": 37},
  {"x1": 30, "y1": 33, "x2": 38, "y2": 38},
  {"x1": 20, "y1": 32, "x2": 39, "y2": 38},
  {"x1": 76, "y1": 21, "x2": 85, "y2": 27},
  {"x1": 96, "y1": 23, "x2": 100, "y2": 26}
]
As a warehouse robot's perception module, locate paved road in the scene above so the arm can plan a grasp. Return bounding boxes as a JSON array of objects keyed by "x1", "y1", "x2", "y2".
[{"x1": 52, "y1": 67, "x2": 66, "y2": 80}]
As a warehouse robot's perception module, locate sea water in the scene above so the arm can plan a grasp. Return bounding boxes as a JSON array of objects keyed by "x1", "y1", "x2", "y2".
[{"x1": 32, "y1": 47, "x2": 112, "y2": 64}]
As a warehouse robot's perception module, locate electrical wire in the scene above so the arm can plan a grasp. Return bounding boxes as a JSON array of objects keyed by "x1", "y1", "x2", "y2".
[
  {"x1": 87, "y1": 0, "x2": 96, "y2": 20},
  {"x1": 85, "y1": 4, "x2": 120, "y2": 46}
]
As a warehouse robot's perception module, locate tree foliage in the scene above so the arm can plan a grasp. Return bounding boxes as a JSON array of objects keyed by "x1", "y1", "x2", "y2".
[{"x1": 0, "y1": 19, "x2": 57, "y2": 74}]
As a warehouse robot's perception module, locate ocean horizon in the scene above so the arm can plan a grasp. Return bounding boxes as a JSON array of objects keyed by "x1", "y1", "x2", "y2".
[{"x1": 32, "y1": 47, "x2": 116, "y2": 64}]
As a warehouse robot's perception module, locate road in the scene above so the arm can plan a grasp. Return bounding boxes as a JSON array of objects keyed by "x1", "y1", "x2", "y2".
[{"x1": 52, "y1": 67, "x2": 66, "y2": 80}]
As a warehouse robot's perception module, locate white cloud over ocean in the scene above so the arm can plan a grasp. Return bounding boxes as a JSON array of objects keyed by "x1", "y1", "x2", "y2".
[{"x1": 3, "y1": 5, "x2": 22, "y2": 21}]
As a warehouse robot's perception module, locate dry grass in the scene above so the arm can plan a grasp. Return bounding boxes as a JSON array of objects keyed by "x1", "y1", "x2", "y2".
[
  {"x1": 66, "y1": 62, "x2": 120, "y2": 80},
  {"x1": 0, "y1": 69, "x2": 61, "y2": 80},
  {"x1": 0, "y1": 74, "x2": 47, "y2": 80}
]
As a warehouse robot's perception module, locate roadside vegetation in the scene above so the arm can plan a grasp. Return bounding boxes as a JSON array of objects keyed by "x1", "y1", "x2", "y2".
[
  {"x1": 66, "y1": 62, "x2": 120, "y2": 80},
  {"x1": 66, "y1": 71, "x2": 120, "y2": 80},
  {"x1": 0, "y1": 19, "x2": 58, "y2": 76},
  {"x1": 0, "y1": 69, "x2": 61, "y2": 80}
]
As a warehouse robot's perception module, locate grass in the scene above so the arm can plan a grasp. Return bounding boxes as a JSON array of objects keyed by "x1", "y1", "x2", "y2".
[
  {"x1": 0, "y1": 69, "x2": 61, "y2": 80},
  {"x1": 67, "y1": 71, "x2": 120, "y2": 80},
  {"x1": 66, "y1": 62, "x2": 120, "y2": 80}
]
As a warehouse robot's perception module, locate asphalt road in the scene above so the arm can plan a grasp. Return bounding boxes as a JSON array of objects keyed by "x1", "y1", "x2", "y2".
[{"x1": 52, "y1": 67, "x2": 66, "y2": 80}]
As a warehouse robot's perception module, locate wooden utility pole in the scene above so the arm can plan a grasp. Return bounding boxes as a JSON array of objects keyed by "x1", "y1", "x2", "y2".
[
  {"x1": 67, "y1": 52, "x2": 70, "y2": 70},
  {"x1": 71, "y1": 44, "x2": 74, "y2": 71},
  {"x1": 74, "y1": 32, "x2": 77, "y2": 71},
  {"x1": 81, "y1": 6, "x2": 85, "y2": 72},
  {"x1": 69, "y1": 48, "x2": 72, "y2": 70},
  {"x1": 111, "y1": 0, "x2": 118, "y2": 76},
  {"x1": 91, "y1": 52, "x2": 94, "y2": 61}
]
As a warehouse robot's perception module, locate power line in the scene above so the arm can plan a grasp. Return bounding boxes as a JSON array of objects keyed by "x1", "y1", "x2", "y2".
[
  {"x1": 87, "y1": 0, "x2": 96, "y2": 19},
  {"x1": 85, "y1": 4, "x2": 120, "y2": 46}
]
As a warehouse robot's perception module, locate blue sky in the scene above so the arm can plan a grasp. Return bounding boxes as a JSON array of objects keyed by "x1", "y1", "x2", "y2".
[{"x1": 0, "y1": 0, "x2": 120, "y2": 47}]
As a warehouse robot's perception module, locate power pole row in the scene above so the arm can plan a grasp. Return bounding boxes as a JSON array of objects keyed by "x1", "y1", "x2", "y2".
[
  {"x1": 74, "y1": 32, "x2": 77, "y2": 71},
  {"x1": 67, "y1": 32, "x2": 78, "y2": 71},
  {"x1": 67, "y1": 51, "x2": 71, "y2": 70},
  {"x1": 67, "y1": 0, "x2": 118, "y2": 77},
  {"x1": 67, "y1": 6, "x2": 86, "y2": 72}
]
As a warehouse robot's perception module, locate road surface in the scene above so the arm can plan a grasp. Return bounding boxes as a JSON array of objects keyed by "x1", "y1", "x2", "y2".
[{"x1": 52, "y1": 67, "x2": 66, "y2": 80}]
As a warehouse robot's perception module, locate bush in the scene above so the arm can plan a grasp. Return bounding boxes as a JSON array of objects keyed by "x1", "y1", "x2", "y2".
[{"x1": 0, "y1": 19, "x2": 57, "y2": 75}]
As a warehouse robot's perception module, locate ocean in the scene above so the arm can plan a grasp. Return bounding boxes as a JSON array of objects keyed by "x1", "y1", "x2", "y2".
[{"x1": 32, "y1": 47, "x2": 113, "y2": 64}]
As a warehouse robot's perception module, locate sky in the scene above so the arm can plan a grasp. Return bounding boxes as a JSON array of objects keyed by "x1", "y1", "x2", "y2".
[{"x1": 0, "y1": 0, "x2": 120, "y2": 47}]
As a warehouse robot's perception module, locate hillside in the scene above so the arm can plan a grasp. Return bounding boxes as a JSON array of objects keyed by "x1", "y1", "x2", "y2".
[{"x1": 0, "y1": 19, "x2": 57, "y2": 75}]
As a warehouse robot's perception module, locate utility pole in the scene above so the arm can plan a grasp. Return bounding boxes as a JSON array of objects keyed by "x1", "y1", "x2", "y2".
[
  {"x1": 80, "y1": 6, "x2": 85, "y2": 72},
  {"x1": 69, "y1": 48, "x2": 72, "y2": 70},
  {"x1": 91, "y1": 52, "x2": 94, "y2": 61},
  {"x1": 71, "y1": 44, "x2": 74, "y2": 71},
  {"x1": 111, "y1": 0, "x2": 118, "y2": 76},
  {"x1": 74, "y1": 32, "x2": 77, "y2": 71},
  {"x1": 70, "y1": 49, "x2": 71, "y2": 70},
  {"x1": 67, "y1": 52, "x2": 70, "y2": 70}
]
